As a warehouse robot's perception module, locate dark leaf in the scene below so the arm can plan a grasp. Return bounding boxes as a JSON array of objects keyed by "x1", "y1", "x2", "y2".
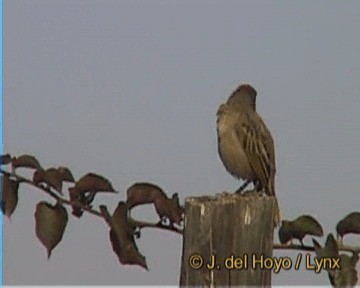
[
  {"x1": 126, "y1": 182, "x2": 167, "y2": 209},
  {"x1": 35, "y1": 201, "x2": 68, "y2": 258},
  {"x1": 68, "y1": 187, "x2": 84, "y2": 218},
  {"x1": 1, "y1": 154, "x2": 12, "y2": 165},
  {"x1": 312, "y1": 233, "x2": 339, "y2": 259},
  {"x1": 75, "y1": 173, "x2": 116, "y2": 194},
  {"x1": 110, "y1": 229, "x2": 148, "y2": 270},
  {"x1": 336, "y1": 212, "x2": 360, "y2": 241},
  {"x1": 154, "y1": 196, "x2": 184, "y2": 226},
  {"x1": 1, "y1": 174, "x2": 19, "y2": 218},
  {"x1": 44, "y1": 168, "x2": 63, "y2": 194},
  {"x1": 57, "y1": 166, "x2": 75, "y2": 183},
  {"x1": 313, "y1": 233, "x2": 340, "y2": 286},
  {"x1": 278, "y1": 215, "x2": 323, "y2": 245},
  {"x1": 33, "y1": 168, "x2": 63, "y2": 194},
  {"x1": 109, "y1": 201, "x2": 147, "y2": 270},
  {"x1": 278, "y1": 221, "x2": 293, "y2": 244},
  {"x1": 332, "y1": 253, "x2": 359, "y2": 287},
  {"x1": 12, "y1": 154, "x2": 42, "y2": 170},
  {"x1": 32, "y1": 169, "x2": 45, "y2": 185}
]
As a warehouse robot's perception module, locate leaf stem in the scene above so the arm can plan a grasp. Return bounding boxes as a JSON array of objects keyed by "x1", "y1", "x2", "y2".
[{"x1": 1, "y1": 168, "x2": 183, "y2": 235}]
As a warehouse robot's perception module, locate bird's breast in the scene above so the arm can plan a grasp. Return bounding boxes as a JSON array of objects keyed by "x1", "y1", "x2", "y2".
[{"x1": 217, "y1": 125, "x2": 256, "y2": 180}]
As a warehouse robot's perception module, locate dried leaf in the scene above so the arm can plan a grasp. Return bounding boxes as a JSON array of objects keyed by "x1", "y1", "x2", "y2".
[
  {"x1": 109, "y1": 201, "x2": 147, "y2": 270},
  {"x1": 126, "y1": 182, "x2": 167, "y2": 208},
  {"x1": 1, "y1": 154, "x2": 12, "y2": 165},
  {"x1": 1, "y1": 174, "x2": 19, "y2": 218},
  {"x1": 57, "y1": 166, "x2": 75, "y2": 182},
  {"x1": 75, "y1": 173, "x2": 116, "y2": 194},
  {"x1": 35, "y1": 201, "x2": 68, "y2": 258},
  {"x1": 12, "y1": 154, "x2": 42, "y2": 170}
]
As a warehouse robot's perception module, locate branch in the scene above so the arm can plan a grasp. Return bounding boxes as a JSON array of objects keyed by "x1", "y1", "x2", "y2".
[
  {"x1": 1, "y1": 168, "x2": 103, "y2": 217},
  {"x1": 128, "y1": 217, "x2": 183, "y2": 235},
  {"x1": 274, "y1": 242, "x2": 360, "y2": 254},
  {"x1": 0, "y1": 168, "x2": 183, "y2": 235}
]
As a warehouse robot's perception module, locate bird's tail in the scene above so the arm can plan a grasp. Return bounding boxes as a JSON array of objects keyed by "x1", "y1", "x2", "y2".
[{"x1": 267, "y1": 175, "x2": 280, "y2": 227}]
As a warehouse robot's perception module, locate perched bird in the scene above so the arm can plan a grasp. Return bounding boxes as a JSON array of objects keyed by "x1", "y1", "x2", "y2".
[
  {"x1": 216, "y1": 84, "x2": 280, "y2": 225},
  {"x1": 336, "y1": 212, "x2": 360, "y2": 241}
]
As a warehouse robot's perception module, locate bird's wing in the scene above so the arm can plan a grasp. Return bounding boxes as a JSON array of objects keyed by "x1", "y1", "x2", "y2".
[
  {"x1": 257, "y1": 114, "x2": 276, "y2": 173},
  {"x1": 236, "y1": 111, "x2": 276, "y2": 196}
]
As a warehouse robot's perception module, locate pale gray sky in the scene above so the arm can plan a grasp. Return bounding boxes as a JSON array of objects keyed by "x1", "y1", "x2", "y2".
[{"x1": 3, "y1": 0, "x2": 360, "y2": 286}]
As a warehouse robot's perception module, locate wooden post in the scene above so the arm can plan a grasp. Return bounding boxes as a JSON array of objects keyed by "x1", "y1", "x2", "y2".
[{"x1": 179, "y1": 192, "x2": 275, "y2": 287}]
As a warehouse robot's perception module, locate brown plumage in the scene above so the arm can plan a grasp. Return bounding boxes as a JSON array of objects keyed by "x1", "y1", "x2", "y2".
[{"x1": 216, "y1": 84, "x2": 280, "y2": 225}]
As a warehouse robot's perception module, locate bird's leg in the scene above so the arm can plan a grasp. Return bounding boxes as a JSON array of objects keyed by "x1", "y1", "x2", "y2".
[{"x1": 235, "y1": 180, "x2": 251, "y2": 194}]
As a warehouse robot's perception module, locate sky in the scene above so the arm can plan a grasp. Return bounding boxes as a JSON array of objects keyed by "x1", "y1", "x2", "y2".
[{"x1": 3, "y1": 0, "x2": 360, "y2": 286}]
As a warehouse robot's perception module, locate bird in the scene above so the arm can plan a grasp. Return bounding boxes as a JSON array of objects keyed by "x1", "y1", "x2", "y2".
[{"x1": 216, "y1": 84, "x2": 280, "y2": 225}]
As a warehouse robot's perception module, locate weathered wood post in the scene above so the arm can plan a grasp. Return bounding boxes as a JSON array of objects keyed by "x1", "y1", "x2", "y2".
[{"x1": 180, "y1": 192, "x2": 276, "y2": 287}]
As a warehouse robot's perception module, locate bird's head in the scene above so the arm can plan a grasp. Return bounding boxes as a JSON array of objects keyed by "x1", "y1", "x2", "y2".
[{"x1": 227, "y1": 84, "x2": 257, "y2": 110}]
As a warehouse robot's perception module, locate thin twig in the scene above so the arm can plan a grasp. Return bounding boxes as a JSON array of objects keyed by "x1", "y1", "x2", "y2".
[
  {"x1": 1, "y1": 168, "x2": 103, "y2": 217},
  {"x1": 273, "y1": 243, "x2": 360, "y2": 254},
  {"x1": 1, "y1": 168, "x2": 183, "y2": 235},
  {"x1": 128, "y1": 217, "x2": 183, "y2": 235}
]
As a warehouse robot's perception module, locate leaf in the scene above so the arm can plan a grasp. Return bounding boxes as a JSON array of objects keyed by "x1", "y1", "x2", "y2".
[
  {"x1": 35, "y1": 201, "x2": 68, "y2": 258},
  {"x1": 336, "y1": 212, "x2": 360, "y2": 241},
  {"x1": 312, "y1": 233, "x2": 340, "y2": 286},
  {"x1": 110, "y1": 229, "x2": 148, "y2": 270},
  {"x1": 278, "y1": 215, "x2": 323, "y2": 245},
  {"x1": 32, "y1": 169, "x2": 45, "y2": 185},
  {"x1": 33, "y1": 166, "x2": 75, "y2": 194},
  {"x1": 1, "y1": 174, "x2": 19, "y2": 218},
  {"x1": 312, "y1": 233, "x2": 339, "y2": 260},
  {"x1": 1, "y1": 154, "x2": 12, "y2": 165},
  {"x1": 57, "y1": 166, "x2": 75, "y2": 182},
  {"x1": 32, "y1": 168, "x2": 63, "y2": 194},
  {"x1": 75, "y1": 173, "x2": 116, "y2": 194},
  {"x1": 333, "y1": 253, "x2": 359, "y2": 287},
  {"x1": 67, "y1": 174, "x2": 118, "y2": 221},
  {"x1": 44, "y1": 168, "x2": 63, "y2": 193},
  {"x1": 278, "y1": 221, "x2": 292, "y2": 244},
  {"x1": 109, "y1": 201, "x2": 147, "y2": 270},
  {"x1": 68, "y1": 187, "x2": 84, "y2": 218},
  {"x1": 12, "y1": 154, "x2": 42, "y2": 170},
  {"x1": 126, "y1": 182, "x2": 167, "y2": 208}
]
